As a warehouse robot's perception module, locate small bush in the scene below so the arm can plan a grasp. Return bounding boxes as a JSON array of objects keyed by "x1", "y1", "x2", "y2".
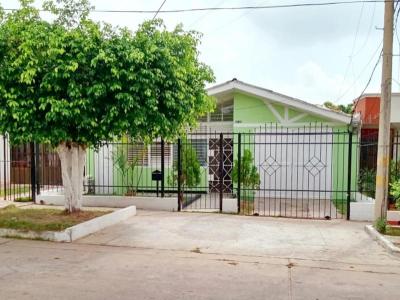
[
  {"x1": 390, "y1": 180, "x2": 400, "y2": 210},
  {"x1": 358, "y1": 168, "x2": 376, "y2": 198},
  {"x1": 374, "y1": 217, "x2": 387, "y2": 234}
]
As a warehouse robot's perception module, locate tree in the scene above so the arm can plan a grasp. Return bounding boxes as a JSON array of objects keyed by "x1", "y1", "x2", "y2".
[
  {"x1": 323, "y1": 101, "x2": 353, "y2": 114},
  {"x1": 232, "y1": 149, "x2": 260, "y2": 193},
  {"x1": 169, "y1": 141, "x2": 202, "y2": 191},
  {"x1": 0, "y1": 0, "x2": 214, "y2": 212}
]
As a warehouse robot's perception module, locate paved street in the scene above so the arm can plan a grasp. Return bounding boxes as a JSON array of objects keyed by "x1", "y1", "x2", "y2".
[{"x1": 0, "y1": 210, "x2": 400, "y2": 299}]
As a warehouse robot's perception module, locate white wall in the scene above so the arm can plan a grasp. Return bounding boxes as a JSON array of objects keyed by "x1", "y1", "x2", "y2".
[
  {"x1": 391, "y1": 95, "x2": 400, "y2": 123},
  {"x1": 93, "y1": 144, "x2": 114, "y2": 195},
  {"x1": 0, "y1": 135, "x2": 10, "y2": 185}
]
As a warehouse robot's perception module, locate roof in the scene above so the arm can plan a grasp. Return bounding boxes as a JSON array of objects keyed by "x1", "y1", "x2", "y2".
[{"x1": 207, "y1": 79, "x2": 352, "y2": 124}]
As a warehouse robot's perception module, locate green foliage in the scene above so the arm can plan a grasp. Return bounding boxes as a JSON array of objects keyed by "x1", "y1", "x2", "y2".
[
  {"x1": 358, "y1": 162, "x2": 400, "y2": 201},
  {"x1": 374, "y1": 217, "x2": 387, "y2": 234},
  {"x1": 358, "y1": 168, "x2": 376, "y2": 198},
  {"x1": 232, "y1": 149, "x2": 260, "y2": 190},
  {"x1": 390, "y1": 161, "x2": 400, "y2": 183},
  {"x1": 323, "y1": 101, "x2": 353, "y2": 114},
  {"x1": 14, "y1": 196, "x2": 33, "y2": 202},
  {"x1": 390, "y1": 180, "x2": 400, "y2": 210},
  {"x1": 0, "y1": 0, "x2": 215, "y2": 148},
  {"x1": 169, "y1": 142, "x2": 201, "y2": 189},
  {"x1": 113, "y1": 144, "x2": 143, "y2": 195}
]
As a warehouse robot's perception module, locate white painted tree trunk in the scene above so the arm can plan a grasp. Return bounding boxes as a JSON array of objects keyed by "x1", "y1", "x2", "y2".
[{"x1": 57, "y1": 142, "x2": 86, "y2": 213}]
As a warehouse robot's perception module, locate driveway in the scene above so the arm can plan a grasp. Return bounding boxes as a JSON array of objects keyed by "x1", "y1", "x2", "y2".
[
  {"x1": 80, "y1": 210, "x2": 393, "y2": 265},
  {"x1": 0, "y1": 210, "x2": 399, "y2": 300}
]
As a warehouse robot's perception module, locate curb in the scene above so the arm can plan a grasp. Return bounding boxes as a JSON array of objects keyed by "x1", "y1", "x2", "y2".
[
  {"x1": 0, "y1": 205, "x2": 136, "y2": 242},
  {"x1": 365, "y1": 225, "x2": 400, "y2": 257}
]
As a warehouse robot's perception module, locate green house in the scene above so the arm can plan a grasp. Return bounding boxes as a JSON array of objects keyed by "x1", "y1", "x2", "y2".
[
  {"x1": 203, "y1": 79, "x2": 356, "y2": 205},
  {"x1": 87, "y1": 79, "x2": 357, "y2": 215}
]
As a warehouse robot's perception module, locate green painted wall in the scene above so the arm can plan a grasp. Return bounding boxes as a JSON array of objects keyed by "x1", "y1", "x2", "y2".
[{"x1": 234, "y1": 92, "x2": 280, "y2": 123}]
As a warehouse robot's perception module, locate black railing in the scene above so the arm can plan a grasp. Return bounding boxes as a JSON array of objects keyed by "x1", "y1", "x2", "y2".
[{"x1": 1, "y1": 124, "x2": 400, "y2": 219}]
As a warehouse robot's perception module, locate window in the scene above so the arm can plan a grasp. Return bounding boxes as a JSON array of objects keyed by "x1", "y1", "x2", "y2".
[
  {"x1": 127, "y1": 143, "x2": 148, "y2": 166},
  {"x1": 127, "y1": 142, "x2": 173, "y2": 167},
  {"x1": 173, "y1": 139, "x2": 208, "y2": 166},
  {"x1": 209, "y1": 98, "x2": 233, "y2": 122},
  {"x1": 149, "y1": 142, "x2": 172, "y2": 167}
]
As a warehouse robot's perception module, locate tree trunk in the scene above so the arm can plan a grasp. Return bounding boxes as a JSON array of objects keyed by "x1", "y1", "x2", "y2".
[{"x1": 57, "y1": 142, "x2": 86, "y2": 213}]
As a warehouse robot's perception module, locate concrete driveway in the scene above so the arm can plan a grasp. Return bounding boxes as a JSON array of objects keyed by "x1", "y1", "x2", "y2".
[
  {"x1": 0, "y1": 210, "x2": 400, "y2": 300},
  {"x1": 80, "y1": 210, "x2": 394, "y2": 265}
]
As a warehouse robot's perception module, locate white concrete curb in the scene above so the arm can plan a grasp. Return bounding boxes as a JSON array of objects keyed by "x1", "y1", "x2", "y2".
[
  {"x1": 37, "y1": 194, "x2": 177, "y2": 211},
  {"x1": 365, "y1": 225, "x2": 400, "y2": 257},
  {"x1": 0, "y1": 205, "x2": 136, "y2": 242}
]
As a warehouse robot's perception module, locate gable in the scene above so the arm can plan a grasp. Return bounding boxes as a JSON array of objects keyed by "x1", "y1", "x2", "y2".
[
  {"x1": 233, "y1": 92, "x2": 334, "y2": 125},
  {"x1": 208, "y1": 79, "x2": 351, "y2": 125}
]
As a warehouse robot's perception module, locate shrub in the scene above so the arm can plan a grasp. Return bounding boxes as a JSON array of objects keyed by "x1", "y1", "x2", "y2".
[
  {"x1": 169, "y1": 141, "x2": 202, "y2": 189},
  {"x1": 358, "y1": 168, "x2": 376, "y2": 198},
  {"x1": 374, "y1": 217, "x2": 387, "y2": 234},
  {"x1": 390, "y1": 180, "x2": 400, "y2": 210},
  {"x1": 232, "y1": 149, "x2": 260, "y2": 193}
]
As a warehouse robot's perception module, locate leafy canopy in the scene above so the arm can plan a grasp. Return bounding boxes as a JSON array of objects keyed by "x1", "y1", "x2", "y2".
[
  {"x1": 323, "y1": 101, "x2": 353, "y2": 114},
  {"x1": 0, "y1": 0, "x2": 215, "y2": 147}
]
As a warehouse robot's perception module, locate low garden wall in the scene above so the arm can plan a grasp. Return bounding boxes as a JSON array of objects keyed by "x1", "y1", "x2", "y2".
[
  {"x1": 37, "y1": 192, "x2": 178, "y2": 211},
  {"x1": 350, "y1": 192, "x2": 374, "y2": 221}
]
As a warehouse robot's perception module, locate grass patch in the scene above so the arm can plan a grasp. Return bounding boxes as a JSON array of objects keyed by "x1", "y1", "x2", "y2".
[
  {"x1": 0, "y1": 205, "x2": 109, "y2": 232},
  {"x1": 0, "y1": 186, "x2": 30, "y2": 197},
  {"x1": 14, "y1": 197, "x2": 32, "y2": 202},
  {"x1": 331, "y1": 199, "x2": 348, "y2": 216},
  {"x1": 385, "y1": 226, "x2": 400, "y2": 237}
]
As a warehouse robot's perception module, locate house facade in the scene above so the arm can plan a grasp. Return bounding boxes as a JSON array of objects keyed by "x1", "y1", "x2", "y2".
[{"x1": 87, "y1": 79, "x2": 357, "y2": 213}]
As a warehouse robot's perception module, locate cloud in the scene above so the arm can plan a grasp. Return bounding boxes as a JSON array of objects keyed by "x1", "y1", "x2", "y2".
[
  {"x1": 269, "y1": 61, "x2": 365, "y2": 104},
  {"x1": 246, "y1": 1, "x2": 382, "y2": 47}
]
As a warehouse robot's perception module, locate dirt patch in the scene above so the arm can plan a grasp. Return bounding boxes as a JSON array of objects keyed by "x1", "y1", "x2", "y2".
[
  {"x1": 0, "y1": 205, "x2": 110, "y2": 232},
  {"x1": 190, "y1": 247, "x2": 202, "y2": 254}
]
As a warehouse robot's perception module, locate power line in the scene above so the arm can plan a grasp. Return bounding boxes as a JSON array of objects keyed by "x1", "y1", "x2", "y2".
[
  {"x1": 350, "y1": 1, "x2": 400, "y2": 122},
  {"x1": 335, "y1": 40, "x2": 383, "y2": 102},
  {"x1": 335, "y1": 1, "x2": 366, "y2": 102},
  {"x1": 2, "y1": 1, "x2": 387, "y2": 14},
  {"x1": 152, "y1": 0, "x2": 167, "y2": 20}
]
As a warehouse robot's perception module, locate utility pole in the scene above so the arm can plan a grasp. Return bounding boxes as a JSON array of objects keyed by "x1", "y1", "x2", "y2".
[{"x1": 375, "y1": 0, "x2": 394, "y2": 220}]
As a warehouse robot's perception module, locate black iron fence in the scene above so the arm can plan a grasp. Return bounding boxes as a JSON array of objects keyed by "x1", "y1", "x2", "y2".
[{"x1": 1, "y1": 125, "x2": 400, "y2": 219}]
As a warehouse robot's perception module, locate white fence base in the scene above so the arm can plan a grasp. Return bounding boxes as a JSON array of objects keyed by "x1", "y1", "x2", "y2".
[{"x1": 37, "y1": 193, "x2": 178, "y2": 211}]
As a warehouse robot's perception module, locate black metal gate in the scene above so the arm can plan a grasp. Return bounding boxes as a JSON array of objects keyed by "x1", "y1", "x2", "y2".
[
  {"x1": 178, "y1": 127, "x2": 354, "y2": 219},
  {"x1": 3, "y1": 125, "x2": 399, "y2": 220}
]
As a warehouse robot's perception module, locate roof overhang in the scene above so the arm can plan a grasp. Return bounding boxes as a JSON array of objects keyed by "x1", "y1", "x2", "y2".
[{"x1": 207, "y1": 79, "x2": 352, "y2": 124}]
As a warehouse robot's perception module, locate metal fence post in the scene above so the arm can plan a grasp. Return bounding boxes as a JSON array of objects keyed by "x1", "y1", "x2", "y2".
[
  {"x1": 346, "y1": 130, "x2": 353, "y2": 220},
  {"x1": 237, "y1": 133, "x2": 242, "y2": 214},
  {"x1": 219, "y1": 133, "x2": 224, "y2": 213},
  {"x1": 161, "y1": 138, "x2": 165, "y2": 198},
  {"x1": 30, "y1": 142, "x2": 36, "y2": 203},
  {"x1": 177, "y1": 138, "x2": 182, "y2": 212}
]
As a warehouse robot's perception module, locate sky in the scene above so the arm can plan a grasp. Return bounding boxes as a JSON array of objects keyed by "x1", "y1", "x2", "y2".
[{"x1": 1, "y1": 0, "x2": 396, "y2": 105}]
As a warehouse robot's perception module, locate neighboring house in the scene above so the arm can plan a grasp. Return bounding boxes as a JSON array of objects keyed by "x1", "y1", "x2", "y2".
[
  {"x1": 89, "y1": 79, "x2": 356, "y2": 205},
  {"x1": 353, "y1": 93, "x2": 400, "y2": 171}
]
